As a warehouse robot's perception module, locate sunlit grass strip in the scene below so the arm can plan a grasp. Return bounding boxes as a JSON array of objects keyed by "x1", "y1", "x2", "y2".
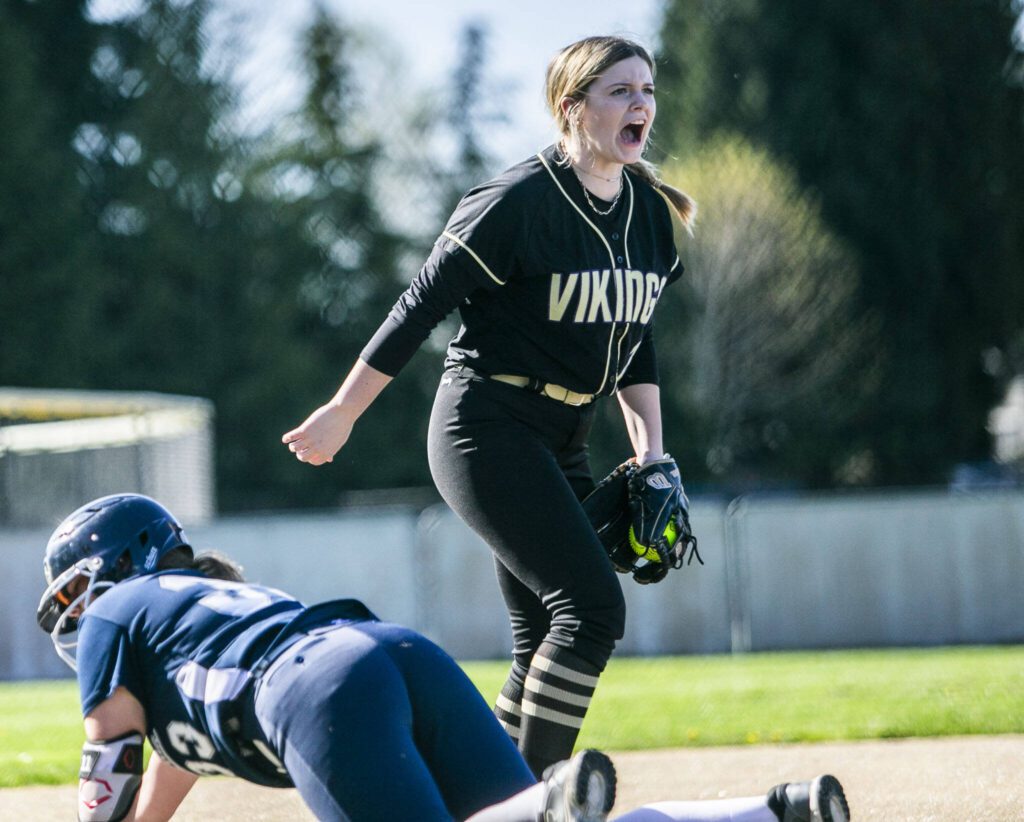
[
  {"x1": 464, "y1": 645, "x2": 1024, "y2": 750},
  {"x1": 3, "y1": 645, "x2": 1022, "y2": 787},
  {"x1": 0, "y1": 680, "x2": 83, "y2": 787}
]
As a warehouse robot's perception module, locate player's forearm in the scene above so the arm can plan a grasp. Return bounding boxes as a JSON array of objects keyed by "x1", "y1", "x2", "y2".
[
  {"x1": 616, "y1": 383, "x2": 664, "y2": 464},
  {"x1": 80, "y1": 689, "x2": 151, "y2": 822},
  {"x1": 328, "y1": 358, "x2": 394, "y2": 422},
  {"x1": 132, "y1": 755, "x2": 198, "y2": 822}
]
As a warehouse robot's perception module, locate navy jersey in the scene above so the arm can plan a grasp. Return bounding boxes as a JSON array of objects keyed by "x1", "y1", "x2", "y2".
[
  {"x1": 361, "y1": 144, "x2": 683, "y2": 397},
  {"x1": 76, "y1": 571, "x2": 374, "y2": 787}
]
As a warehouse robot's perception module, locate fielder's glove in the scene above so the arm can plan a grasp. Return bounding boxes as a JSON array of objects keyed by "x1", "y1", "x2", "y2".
[
  {"x1": 581, "y1": 455, "x2": 700, "y2": 584},
  {"x1": 626, "y1": 455, "x2": 699, "y2": 584},
  {"x1": 581, "y1": 460, "x2": 634, "y2": 569}
]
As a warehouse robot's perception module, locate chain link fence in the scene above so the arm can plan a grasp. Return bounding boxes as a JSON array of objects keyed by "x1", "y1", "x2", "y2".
[{"x1": 0, "y1": 388, "x2": 215, "y2": 528}]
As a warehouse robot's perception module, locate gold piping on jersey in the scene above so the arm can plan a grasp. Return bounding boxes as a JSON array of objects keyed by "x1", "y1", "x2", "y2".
[
  {"x1": 613, "y1": 173, "x2": 638, "y2": 390},
  {"x1": 537, "y1": 152, "x2": 635, "y2": 395},
  {"x1": 622, "y1": 173, "x2": 635, "y2": 270},
  {"x1": 536, "y1": 153, "x2": 617, "y2": 264},
  {"x1": 441, "y1": 230, "x2": 507, "y2": 286}
]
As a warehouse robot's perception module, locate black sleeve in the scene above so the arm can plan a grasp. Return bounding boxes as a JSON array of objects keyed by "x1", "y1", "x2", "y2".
[
  {"x1": 360, "y1": 175, "x2": 534, "y2": 376},
  {"x1": 360, "y1": 243, "x2": 483, "y2": 376},
  {"x1": 617, "y1": 324, "x2": 659, "y2": 388}
]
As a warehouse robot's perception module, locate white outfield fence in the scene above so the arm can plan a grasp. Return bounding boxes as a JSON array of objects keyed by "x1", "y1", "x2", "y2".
[{"x1": 2, "y1": 489, "x2": 1022, "y2": 680}]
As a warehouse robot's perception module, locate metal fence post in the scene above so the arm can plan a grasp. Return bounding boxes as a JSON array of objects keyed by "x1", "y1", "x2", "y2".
[{"x1": 725, "y1": 495, "x2": 752, "y2": 653}]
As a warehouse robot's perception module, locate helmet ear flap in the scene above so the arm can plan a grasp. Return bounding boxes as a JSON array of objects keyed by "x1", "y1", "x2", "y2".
[{"x1": 115, "y1": 551, "x2": 134, "y2": 577}]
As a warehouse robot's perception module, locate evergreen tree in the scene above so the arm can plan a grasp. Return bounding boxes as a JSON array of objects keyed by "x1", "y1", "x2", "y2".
[
  {"x1": 242, "y1": 6, "x2": 437, "y2": 506},
  {"x1": 438, "y1": 22, "x2": 501, "y2": 216},
  {"x1": 0, "y1": 1, "x2": 418, "y2": 509},
  {"x1": 656, "y1": 0, "x2": 1024, "y2": 486},
  {"x1": 0, "y1": 2, "x2": 522, "y2": 509},
  {"x1": 0, "y1": 0, "x2": 104, "y2": 386},
  {"x1": 50, "y1": 0, "x2": 329, "y2": 509}
]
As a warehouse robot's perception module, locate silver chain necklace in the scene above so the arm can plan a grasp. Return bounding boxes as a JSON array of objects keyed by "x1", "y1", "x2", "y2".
[{"x1": 574, "y1": 170, "x2": 622, "y2": 216}]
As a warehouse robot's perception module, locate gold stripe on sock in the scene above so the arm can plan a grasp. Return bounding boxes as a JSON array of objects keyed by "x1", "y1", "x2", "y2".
[
  {"x1": 521, "y1": 700, "x2": 585, "y2": 729},
  {"x1": 496, "y1": 693, "x2": 523, "y2": 717},
  {"x1": 524, "y1": 674, "x2": 594, "y2": 709},
  {"x1": 531, "y1": 653, "x2": 600, "y2": 688}
]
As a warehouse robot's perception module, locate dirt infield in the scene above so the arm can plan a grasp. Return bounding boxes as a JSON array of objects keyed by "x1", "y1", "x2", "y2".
[{"x1": 4, "y1": 735, "x2": 1022, "y2": 820}]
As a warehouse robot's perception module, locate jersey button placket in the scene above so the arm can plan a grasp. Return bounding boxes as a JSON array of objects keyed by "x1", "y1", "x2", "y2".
[{"x1": 612, "y1": 232, "x2": 623, "y2": 264}]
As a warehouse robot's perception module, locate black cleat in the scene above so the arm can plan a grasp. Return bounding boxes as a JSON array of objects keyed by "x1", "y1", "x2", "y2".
[
  {"x1": 541, "y1": 749, "x2": 617, "y2": 822},
  {"x1": 767, "y1": 774, "x2": 850, "y2": 822}
]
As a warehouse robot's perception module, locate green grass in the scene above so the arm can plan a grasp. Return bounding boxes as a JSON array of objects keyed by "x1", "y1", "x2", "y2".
[
  {"x1": 464, "y1": 645, "x2": 1024, "y2": 749},
  {"x1": 3, "y1": 645, "x2": 1023, "y2": 787},
  {"x1": 0, "y1": 680, "x2": 87, "y2": 787}
]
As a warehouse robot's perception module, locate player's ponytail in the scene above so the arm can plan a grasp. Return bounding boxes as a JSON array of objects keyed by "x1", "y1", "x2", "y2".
[
  {"x1": 627, "y1": 159, "x2": 696, "y2": 232},
  {"x1": 158, "y1": 546, "x2": 246, "y2": 582}
]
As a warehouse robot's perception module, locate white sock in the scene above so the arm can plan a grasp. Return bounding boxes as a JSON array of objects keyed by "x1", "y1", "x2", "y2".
[
  {"x1": 464, "y1": 782, "x2": 545, "y2": 822},
  {"x1": 613, "y1": 796, "x2": 777, "y2": 822}
]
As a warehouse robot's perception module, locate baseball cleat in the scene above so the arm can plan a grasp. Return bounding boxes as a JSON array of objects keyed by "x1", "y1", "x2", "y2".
[
  {"x1": 767, "y1": 773, "x2": 850, "y2": 822},
  {"x1": 541, "y1": 749, "x2": 617, "y2": 822}
]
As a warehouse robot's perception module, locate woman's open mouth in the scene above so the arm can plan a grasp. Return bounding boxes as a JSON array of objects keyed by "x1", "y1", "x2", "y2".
[{"x1": 620, "y1": 121, "x2": 646, "y2": 146}]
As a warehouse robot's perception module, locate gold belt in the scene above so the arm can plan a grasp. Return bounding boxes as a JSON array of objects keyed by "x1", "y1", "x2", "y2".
[{"x1": 491, "y1": 374, "x2": 595, "y2": 406}]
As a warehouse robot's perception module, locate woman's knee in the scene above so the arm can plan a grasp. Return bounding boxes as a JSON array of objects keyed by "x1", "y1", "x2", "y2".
[{"x1": 548, "y1": 585, "x2": 626, "y2": 664}]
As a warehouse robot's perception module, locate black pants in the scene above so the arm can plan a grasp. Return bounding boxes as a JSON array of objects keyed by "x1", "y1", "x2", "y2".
[{"x1": 427, "y1": 368, "x2": 626, "y2": 674}]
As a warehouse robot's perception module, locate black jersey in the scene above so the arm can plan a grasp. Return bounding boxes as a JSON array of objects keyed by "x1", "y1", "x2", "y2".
[{"x1": 361, "y1": 144, "x2": 683, "y2": 397}]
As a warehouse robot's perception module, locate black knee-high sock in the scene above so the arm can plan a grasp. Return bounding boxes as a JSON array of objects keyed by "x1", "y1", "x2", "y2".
[
  {"x1": 518, "y1": 642, "x2": 601, "y2": 777},
  {"x1": 494, "y1": 675, "x2": 524, "y2": 744}
]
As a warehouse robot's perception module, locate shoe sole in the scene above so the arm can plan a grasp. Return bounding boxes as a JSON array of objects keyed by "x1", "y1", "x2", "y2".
[
  {"x1": 809, "y1": 774, "x2": 851, "y2": 822},
  {"x1": 570, "y1": 749, "x2": 617, "y2": 820}
]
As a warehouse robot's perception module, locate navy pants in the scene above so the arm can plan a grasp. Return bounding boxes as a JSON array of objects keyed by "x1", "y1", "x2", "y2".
[
  {"x1": 427, "y1": 369, "x2": 626, "y2": 675},
  {"x1": 253, "y1": 620, "x2": 534, "y2": 821}
]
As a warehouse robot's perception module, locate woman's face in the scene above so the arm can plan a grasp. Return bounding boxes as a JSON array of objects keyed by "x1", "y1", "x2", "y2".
[
  {"x1": 569, "y1": 55, "x2": 656, "y2": 170},
  {"x1": 57, "y1": 574, "x2": 91, "y2": 619}
]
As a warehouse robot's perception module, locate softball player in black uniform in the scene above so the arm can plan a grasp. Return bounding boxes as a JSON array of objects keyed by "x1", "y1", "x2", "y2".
[{"x1": 284, "y1": 36, "x2": 695, "y2": 777}]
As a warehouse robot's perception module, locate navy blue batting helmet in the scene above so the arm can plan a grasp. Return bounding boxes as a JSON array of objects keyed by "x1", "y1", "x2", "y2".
[{"x1": 36, "y1": 494, "x2": 191, "y2": 663}]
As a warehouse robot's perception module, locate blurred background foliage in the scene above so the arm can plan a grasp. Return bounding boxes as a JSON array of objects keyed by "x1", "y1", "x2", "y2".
[
  {"x1": 1, "y1": 0, "x2": 1022, "y2": 510},
  {"x1": 654, "y1": 0, "x2": 1024, "y2": 489}
]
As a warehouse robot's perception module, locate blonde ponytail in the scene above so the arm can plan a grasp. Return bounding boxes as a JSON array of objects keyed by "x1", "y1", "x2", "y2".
[{"x1": 628, "y1": 159, "x2": 696, "y2": 233}]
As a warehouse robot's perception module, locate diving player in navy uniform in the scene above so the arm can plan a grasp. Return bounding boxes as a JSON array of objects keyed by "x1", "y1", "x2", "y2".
[
  {"x1": 37, "y1": 494, "x2": 618, "y2": 822},
  {"x1": 283, "y1": 35, "x2": 696, "y2": 777},
  {"x1": 39, "y1": 493, "x2": 850, "y2": 822}
]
